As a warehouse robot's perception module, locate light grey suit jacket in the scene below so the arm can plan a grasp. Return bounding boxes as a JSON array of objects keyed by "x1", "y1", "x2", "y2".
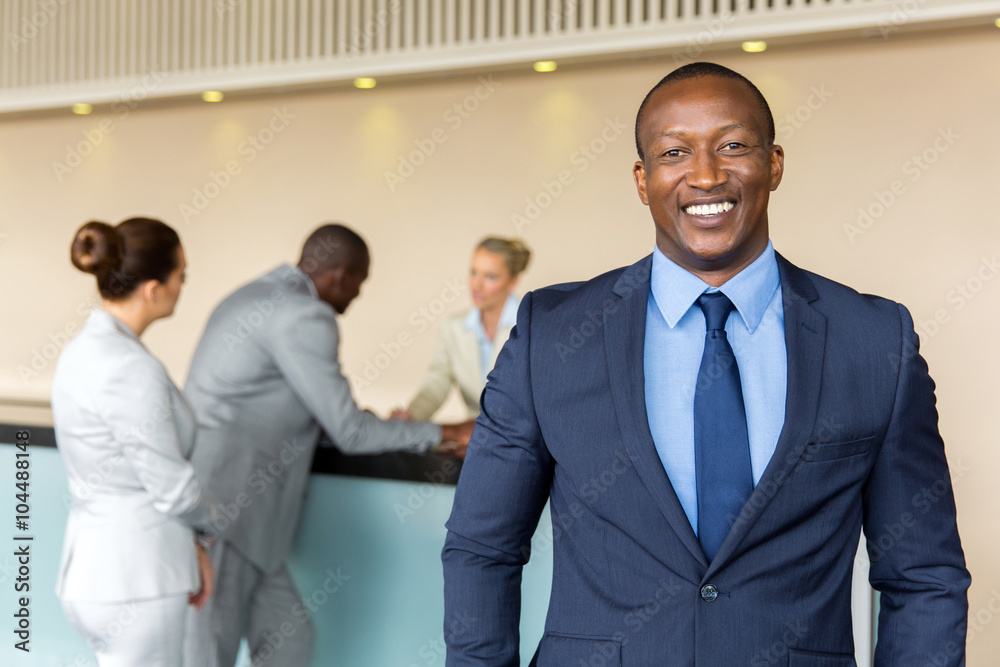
[
  {"x1": 185, "y1": 264, "x2": 441, "y2": 573},
  {"x1": 52, "y1": 310, "x2": 220, "y2": 602}
]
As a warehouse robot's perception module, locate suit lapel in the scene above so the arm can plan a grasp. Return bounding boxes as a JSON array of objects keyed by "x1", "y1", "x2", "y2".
[
  {"x1": 706, "y1": 254, "x2": 826, "y2": 574},
  {"x1": 605, "y1": 256, "x2": 709, "y2": 572}
]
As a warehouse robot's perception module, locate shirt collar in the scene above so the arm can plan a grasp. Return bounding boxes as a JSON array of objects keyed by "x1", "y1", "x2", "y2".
[
  {"x1": 649, "y1": 240, "x2": 780, "y2": 334},
  {"x1": 290, "y1": 265, "x2": 320, "y2": 299},
  {"x1": 88, "y1": 309, "x2": 142, "y2": 343},
  {"x1": 464, "y1": 293, "x2": 520, "y2": 335}
]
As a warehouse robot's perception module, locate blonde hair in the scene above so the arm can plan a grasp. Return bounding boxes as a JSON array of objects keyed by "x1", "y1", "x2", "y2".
[{"x1": 476, "y1": 237, "x2": 531, "y2": 277}]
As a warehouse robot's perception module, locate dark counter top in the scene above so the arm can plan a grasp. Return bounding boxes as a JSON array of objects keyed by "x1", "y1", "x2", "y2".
[{"x1": 0, "y1": 424, "x2": 462, "y2": 486}]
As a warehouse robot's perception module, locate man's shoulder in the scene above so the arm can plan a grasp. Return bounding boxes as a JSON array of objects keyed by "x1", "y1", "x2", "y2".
[
  {"x1": 779, "y1": 256, "x2": 903, "y2": 324},
  {"x1": 214, "y1": 266, "x2": 321, "y2": 316},
  {"x1": 530, "y1": 257, "x2": 649, "y2": 315}
]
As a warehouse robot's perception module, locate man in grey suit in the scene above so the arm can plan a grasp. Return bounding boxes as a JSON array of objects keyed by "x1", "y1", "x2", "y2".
[{"x1": 183, "y1": 224, "x2": 473, "y2": 667}]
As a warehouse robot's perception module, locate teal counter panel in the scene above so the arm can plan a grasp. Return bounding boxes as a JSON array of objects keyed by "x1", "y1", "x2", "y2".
[{"x1": 0, "y1": 445, "x2": 553, "y2": 666}]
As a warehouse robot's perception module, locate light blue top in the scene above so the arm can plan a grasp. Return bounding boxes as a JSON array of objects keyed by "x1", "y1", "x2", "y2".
[
  {"x1": 464, "y1": 293, "x2": 520, "y2": 383},
  {"x1": 643, "y1": 241, "x2": 787, "y2": 535}
]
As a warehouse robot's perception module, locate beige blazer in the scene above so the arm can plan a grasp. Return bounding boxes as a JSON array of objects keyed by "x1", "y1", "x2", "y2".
[
  {"x1": 407, "y1": 302, "x2": 518, "y2": 421},
  {"x1": 51, "y1": 310, "x2": 219, "y2": 603}
]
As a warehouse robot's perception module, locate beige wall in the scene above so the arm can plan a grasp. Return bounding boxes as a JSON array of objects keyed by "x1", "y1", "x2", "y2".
[{"x1": 1, "y1": 28, "x2": 997, "y2": 660}]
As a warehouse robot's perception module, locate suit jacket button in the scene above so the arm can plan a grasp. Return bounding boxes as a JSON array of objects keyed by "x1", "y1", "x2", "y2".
[{"x1": 700, "y1": 584, "x2": 719, "y2": 602}]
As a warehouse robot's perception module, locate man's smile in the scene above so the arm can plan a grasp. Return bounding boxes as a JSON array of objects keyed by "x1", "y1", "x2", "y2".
[{"x1": 682, "y1": 200, "x2": 736, "y2": 216}]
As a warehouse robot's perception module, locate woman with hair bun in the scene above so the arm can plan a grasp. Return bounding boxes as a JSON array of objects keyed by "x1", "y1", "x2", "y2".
[
  {"x1": 52, "y1": 218, "x2": 220, "y2": 667},
  {"x1": 401, "y1": 237, "x2": 531, "y2": 421}
]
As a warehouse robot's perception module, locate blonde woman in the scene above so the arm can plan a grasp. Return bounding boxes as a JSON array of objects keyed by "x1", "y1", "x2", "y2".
[
  {"x1": 53, "y1": 218, "x2": 219, "y2": 667},
  {"x1": 403, "y1": 237, "x2": 531, "y2": 420}
]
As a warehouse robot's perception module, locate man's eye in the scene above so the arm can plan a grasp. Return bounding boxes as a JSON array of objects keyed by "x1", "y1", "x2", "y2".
[
  {"x1": 722, "y1": 142, "x2": 745, "y2": 150},
  {"x1": 662, "y1": 149, "x2": 682, "y2": 158}
]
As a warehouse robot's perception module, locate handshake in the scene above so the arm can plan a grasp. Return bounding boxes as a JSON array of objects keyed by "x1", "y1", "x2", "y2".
[{"x1": 392, "y1": 410, "x2": 474, "y2": 459}]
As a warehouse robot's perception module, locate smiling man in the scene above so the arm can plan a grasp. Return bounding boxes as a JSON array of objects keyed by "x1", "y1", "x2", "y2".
[{"x1": 443, "y1": 63, "x2": 969, "y2": 666}]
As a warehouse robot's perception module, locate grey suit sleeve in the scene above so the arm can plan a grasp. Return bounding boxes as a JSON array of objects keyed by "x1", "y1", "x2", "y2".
[
  {"x1": 105, "y1": 356, "x2": 220, "y2": 532},
  {"x1": 268, "y1": 302, "x2": 441, "y2": 453},
  {"x1": 863, "y1": 304, "x2": 970, "y2": 666},
  {"x1": 443, "y1": 293, "x2": 554, "y2": 666}
]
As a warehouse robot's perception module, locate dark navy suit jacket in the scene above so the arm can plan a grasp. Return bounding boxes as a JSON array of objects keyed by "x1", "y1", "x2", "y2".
[{"x1": 443, "y1": 253, "x2": 969, "y2": 666}]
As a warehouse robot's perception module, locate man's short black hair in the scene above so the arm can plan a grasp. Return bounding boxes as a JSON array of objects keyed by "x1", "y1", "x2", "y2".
[
  {"x1": 298, "y1": 223, "x2": 369, "y2": 276},
  {"x1": 634, "y1": 62, "x2": 776, "y2": 161}
]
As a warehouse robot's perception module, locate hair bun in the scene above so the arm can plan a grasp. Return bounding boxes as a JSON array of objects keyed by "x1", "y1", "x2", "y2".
[
  {"x1": 71, "y1": 221, "x2": 122, "y2": 278},
  {"x1": 508, "y1": 239, "x2": 531, "y2": 275}
]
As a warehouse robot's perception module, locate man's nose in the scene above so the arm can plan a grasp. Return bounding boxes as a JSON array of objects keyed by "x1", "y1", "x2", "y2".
[{"x1": 685, "y1": 151, "x2": 726, "y2": 190}]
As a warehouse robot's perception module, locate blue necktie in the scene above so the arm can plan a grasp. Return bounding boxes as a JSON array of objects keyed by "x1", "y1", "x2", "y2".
[{"x1": 694, "y1": 292, "x2": 753, "y2": 562}]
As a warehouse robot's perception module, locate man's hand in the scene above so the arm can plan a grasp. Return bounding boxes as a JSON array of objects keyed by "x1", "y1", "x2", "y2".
[
  {"x1": 188, "y1": 541, "x2": 215, "y2": 611},
  {"x1": 435, "y1": 439, "x2": 468, "y2": 459},
  {"x1": 441, "y1": 419, "x2": 475, "y2": 444},
  {"x1": 438, "y1": 419, "x2": 475, "y2": 458}
]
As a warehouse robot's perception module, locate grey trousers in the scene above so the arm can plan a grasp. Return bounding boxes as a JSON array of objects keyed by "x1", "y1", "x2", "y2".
[{"x1": 184, "y1": 540, "x2": 315, "y2": 667}]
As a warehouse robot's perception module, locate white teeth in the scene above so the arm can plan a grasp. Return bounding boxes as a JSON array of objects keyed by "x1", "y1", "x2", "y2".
[{"x1": 684, "y1": 201, "x2": 735, "y2": 216}]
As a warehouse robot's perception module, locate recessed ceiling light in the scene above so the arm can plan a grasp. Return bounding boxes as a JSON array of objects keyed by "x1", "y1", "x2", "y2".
[
  {"x1": 533, "y1": 61, "x2": 558, "y2": 73},
  {"x1": 354, "y1": 77, "x2": 377, "y2": 89},
  {"x1": 71, "y1": 103, "x2": 92, "y2": 115},
  {"x1": 742, "y1": 41, "x2": 768, "y2": 53},
  {"x1": 202, "y1": 91, "x2": 224, "y2": 102}
]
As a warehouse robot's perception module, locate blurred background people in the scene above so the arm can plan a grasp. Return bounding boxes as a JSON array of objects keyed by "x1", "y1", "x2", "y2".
[
  {"x1": 182, "y1": 223, "x2": 474, "y2": 667},
  {"x1": 52, "y1": 218, "x2": 219, "y2": 667},
  {"x1": 402, "y1": 237, "x2": 531, "y2": 421}
]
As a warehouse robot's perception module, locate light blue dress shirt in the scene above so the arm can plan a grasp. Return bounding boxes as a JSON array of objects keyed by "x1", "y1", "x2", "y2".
[
  {"x1": 464, "y1": 293, "x2": 520, "y2": 383},
  {"x1": 644, "y1": 241, "x2": 787, "y2": 535}
]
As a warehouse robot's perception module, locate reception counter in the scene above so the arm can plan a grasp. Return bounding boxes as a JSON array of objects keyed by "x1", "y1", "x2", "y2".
[{"x1": 0, "y1": 425, "x2": 553, "y2": 666}]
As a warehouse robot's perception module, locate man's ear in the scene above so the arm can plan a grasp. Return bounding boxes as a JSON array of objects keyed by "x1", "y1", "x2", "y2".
[
  {"x1": 769, "y1": 144, "x2": 785, "y2": 191},
  {"x1": 633, "y1": 160, "x2": 650, "y2": 205},
  {"x1": 325, "y1": 265, "x2": 347, "y2": 288}
]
